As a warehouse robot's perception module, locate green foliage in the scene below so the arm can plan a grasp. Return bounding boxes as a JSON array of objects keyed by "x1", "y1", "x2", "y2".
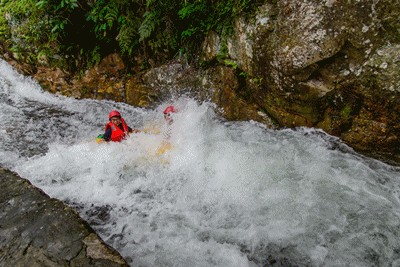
[
  {"x1": 0, "y1": 0, "x2": 55, "y2": 60},
  {"x1": 341, "y1": 104, "x2": 352, "y2": 119},
  {"x1": 136, "y1": 0, "x2": 181, "y2": 59},
  {"x1": 118, "y1": 15, "x2": 140, "y2": 56},
  {"x1": 0, "y1": 0, "x2": 87, "y2": 70},
  {"x1": 36, "y1": 0, "x2": 80, "y2": 38},
  {"x1": 178, "y1": 0, "x2": 260, "y2": 40},
  {"x1": 86, "y1": 0, "x2": 120, "y2": 39},
  {"x1": 139, "y1": 11, "x2": 158, "y2": 42},
  {"x1": 239, "y1": 71, "x2": 248, "y2": 78},
  {"x1": 1, "y1": 0, "x2": 264, "y2": 72},
  {"x1": 85, "y1": 0, "x2": 144, "y2": 58},
  {"x1": 251, "y1": 76, "x2": 264, "y2": 85},
  {"x1": 88, "y1": 45, "x2": 102, "y2": 68},
  {"x1": 178, "y1": 1, "x2": 207, "y2": 42},
  {"x1": 0, "y1": 4, "x2": 11, "y2": 42},
  {"x1": 216, "y1": 41, "x2": 229, "y2": 60},
  {"x1": 224, "y1": 59, "x2": 238, "y2": 69}
]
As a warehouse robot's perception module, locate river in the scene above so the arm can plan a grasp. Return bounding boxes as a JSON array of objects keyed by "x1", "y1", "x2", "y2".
[{"x1": 1, "y1": 59, "x2": 400, "y2": 266}]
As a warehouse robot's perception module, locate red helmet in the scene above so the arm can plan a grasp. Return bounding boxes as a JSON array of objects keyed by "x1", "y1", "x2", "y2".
[
  {"x1": 108, "y1": 110, "x2": 121, "y2": 119},
  {"x1": 163, "y1": 105, "x2": 176, "y2": 114}
]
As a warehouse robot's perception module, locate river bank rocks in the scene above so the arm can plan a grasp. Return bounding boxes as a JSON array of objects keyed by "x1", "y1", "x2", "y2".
[
  {"x1": 1, "y1": 0, "x2": 399, "y2": 165},
  {"x1": 0, "y1": 167, "x2": 129, "y2": 267}
]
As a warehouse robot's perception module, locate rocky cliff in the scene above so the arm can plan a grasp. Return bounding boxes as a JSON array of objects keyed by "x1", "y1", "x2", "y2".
[{"x1": 2, "y1": 0, "x2": 399, "y2": 165}]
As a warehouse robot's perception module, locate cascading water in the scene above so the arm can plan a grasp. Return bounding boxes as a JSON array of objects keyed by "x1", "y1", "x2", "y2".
[{"x1": 1, "y1": 59, "x2": 400, "y2": 266}]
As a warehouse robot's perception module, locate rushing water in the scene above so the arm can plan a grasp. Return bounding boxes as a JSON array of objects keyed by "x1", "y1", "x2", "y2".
[{"x1": 1, "y1": 59, "x2": 400, "y2": 266}]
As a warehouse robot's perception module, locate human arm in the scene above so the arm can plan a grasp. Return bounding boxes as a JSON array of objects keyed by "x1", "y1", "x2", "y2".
[
  {"x1": 103, "y1": 127, "x2": 112, "y2": 141},
  {"x1": 127, "y1": 126, "x2": 141, "y2": 134}
]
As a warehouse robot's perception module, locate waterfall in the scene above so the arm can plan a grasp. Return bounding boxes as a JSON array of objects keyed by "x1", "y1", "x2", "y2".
[{"x1": 1, "y1": 59, "x2": 400, "y2": 266}]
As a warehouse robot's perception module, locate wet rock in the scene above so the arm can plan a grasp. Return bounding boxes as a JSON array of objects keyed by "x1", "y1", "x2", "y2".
[
  {"x1": 0, "y1": 167, "x2": 129, "y2": 267},
  {"x1": 139, "y1": 61, "x2": 275, "y2": 126},
  {"x1": 199, "y1": 0, "x2": 400, "y2": 164},
  {"x1": 31, "y1": 53, "x2": 128, "y2": 102},
  {"x1": 125, "y1": 76, "x2": 159, "y2": 107},
  {"x1": 363, "y1": 44, "x2": 400, "y2": 94},
  {"x1": 34, "y1": 67, "x2": 72, "y2": 95}
]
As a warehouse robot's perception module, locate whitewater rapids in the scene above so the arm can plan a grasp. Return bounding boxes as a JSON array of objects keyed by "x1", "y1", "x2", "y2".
[{"x1": 1, "y1": 59, "x2": 400, "y2": 266}]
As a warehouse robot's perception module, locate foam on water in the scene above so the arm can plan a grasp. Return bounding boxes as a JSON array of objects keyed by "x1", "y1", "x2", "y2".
[{"x1": 1, "y1": 59, "x2": 400, "y2": 266}]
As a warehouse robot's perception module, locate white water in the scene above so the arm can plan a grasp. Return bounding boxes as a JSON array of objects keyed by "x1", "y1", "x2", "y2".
[{"x1": 1, "y1": 59, "x2": 400, "y2": 266}]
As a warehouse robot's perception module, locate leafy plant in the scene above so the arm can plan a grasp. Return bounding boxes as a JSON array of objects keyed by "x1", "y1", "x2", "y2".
[
  {"x1": 139, "y1": 11, "x2": 158, "y2": 42},
  {"x1": 118, "y1": 15, "x2": 140, "y2": 56},
  {"x1": 1, "y1": 0, "x2": 265, "y2": 72},
  {"x1": 36, "y1": 0, "x2": 80, "y2": 39},
  {"x1": 86, "y1": 0, "x2": 120, "y2": 39}
]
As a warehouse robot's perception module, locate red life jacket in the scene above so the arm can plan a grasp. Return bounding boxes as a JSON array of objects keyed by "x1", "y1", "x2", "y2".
[{"x1": 105, "y1": 118, "x2": 129, "y2": 142}]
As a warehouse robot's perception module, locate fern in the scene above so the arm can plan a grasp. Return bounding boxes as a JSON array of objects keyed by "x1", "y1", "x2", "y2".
[
  {"x1": 104, "y1": 4, "x2": 119, "y2": 29},
  {"x1": 87, "y1": 1, "x2": 120, "y2": 38},
  {"x1": 145, "y1": 0, "x2": 158, "y2": 8},
  {"x1": 2, "y1": 0, "x2": 264, "y2": 72},
  {"x1": 139, "y1": 11, "x2": 157, "y2": 42},
  {"x1": 35, "y1": 0, "x2": 48, "y2": 9},
  {"x1": 56, "y1": 0, "x2": 79, "y2": 11},
  {"x1": 118, "y1": 15, "x2": 140, "y2": 55},
  {"x1": 178, "y1": 2, "x2": 206, "y2": 20}
]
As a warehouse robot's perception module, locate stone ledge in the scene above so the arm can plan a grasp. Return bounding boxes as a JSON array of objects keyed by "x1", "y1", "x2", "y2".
[{"x1": 0, "y1": 167, "x2": 129, "y2": 267}]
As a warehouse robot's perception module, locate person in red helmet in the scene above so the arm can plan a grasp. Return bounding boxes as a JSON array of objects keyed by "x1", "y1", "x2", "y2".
[
  {"x1": 163, "y1": 105, "x2": 177, "y2": 140},
  {"x1": 97, "y1": 110, "x2": 139, "y2": 143},
  {"x1": 163, "y1": 105, "x2": 176, "y2": 125},
  {"x1": 155, "y1": 105, "x2": 176, "y2": 155}
]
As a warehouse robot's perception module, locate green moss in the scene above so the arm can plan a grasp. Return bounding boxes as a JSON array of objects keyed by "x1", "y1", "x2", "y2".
[
  {"x1": 340, "y1": 104, "x2": 352, "y2": 120},
  {"x1": 216, "y1": 41, "x2": 229, "y2": 60},
  {"x1": 223, "y1": 59, "x2": 238, "y2": 69},
  {"x1": 0, "y1": 10, "x2": 11, "y2": 42},
  {"x1": 251, "y1": 76, "x2": 263, "y2": 85},
  {"x1": 79, "y1": 86, "x2": 92, "y2": 96}
]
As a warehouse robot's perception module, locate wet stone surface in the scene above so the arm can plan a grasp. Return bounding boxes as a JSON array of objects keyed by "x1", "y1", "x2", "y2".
[{"x1": 0, "y1": 167, "x2": 129, "y2": 267}]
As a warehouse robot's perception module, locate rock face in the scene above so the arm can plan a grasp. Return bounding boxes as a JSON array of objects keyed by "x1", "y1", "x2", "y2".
[
  {"x1": 0, "y1": 167, "x2": 129, "y2": 267},
  {"x1": 200, "y1": 0, "x2": 400, "y2": 164}
]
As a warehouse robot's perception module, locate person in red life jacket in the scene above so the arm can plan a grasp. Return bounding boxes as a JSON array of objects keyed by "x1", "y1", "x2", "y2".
[{"x1": 98, "y1": 110, "x2": 139, "y2": 143}]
